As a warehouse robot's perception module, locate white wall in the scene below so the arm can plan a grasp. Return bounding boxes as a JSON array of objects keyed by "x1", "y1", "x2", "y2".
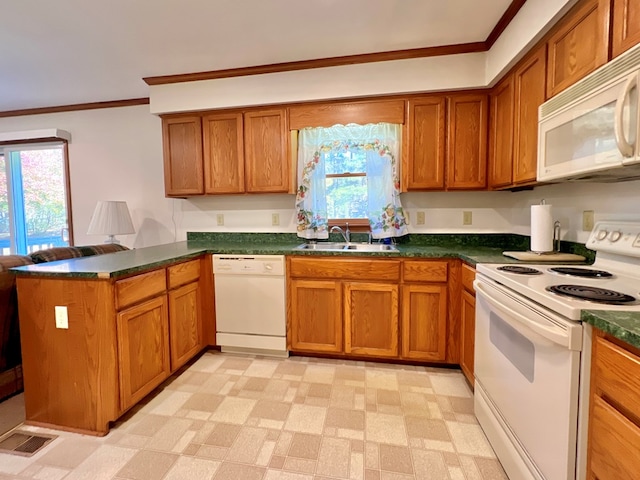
[{"x1": 0, "y1": 105, "x2": 174, "y2": 249}]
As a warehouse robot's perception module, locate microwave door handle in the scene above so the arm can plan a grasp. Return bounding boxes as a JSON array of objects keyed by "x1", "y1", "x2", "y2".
[
  {"x1": 475, "y1": 281, "x2": 571, "y2": 348},
  {"x1": 614, "y1": 74, "x2": 637, "y2": 158}
]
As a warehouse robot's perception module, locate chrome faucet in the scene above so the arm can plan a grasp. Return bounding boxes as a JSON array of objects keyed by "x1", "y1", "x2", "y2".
[{"x1": 330, "y1": 223, "x2": 350, "y2": 243}]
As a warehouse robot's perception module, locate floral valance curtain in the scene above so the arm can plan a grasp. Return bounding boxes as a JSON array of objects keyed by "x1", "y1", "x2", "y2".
[{"x1": 295, "y1": 122, "x2": 408, "y2": 240}]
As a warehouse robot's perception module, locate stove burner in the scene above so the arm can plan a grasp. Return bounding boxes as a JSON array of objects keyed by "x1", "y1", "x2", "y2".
[
  {"x1": 549, "y1": 267, "x2": 613, "y2": 278},
  {"x1": 546, "y1": 285, "x2": 636, "y2": 304},
  {"x1": 497, "y1": 266, "x2": 542, "y2": 275}
]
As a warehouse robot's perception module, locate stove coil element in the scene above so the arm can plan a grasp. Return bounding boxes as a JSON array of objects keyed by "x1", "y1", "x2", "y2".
[
  {"x1": 546, "y1": 285, "x2": 636, "y2": 304},
  {"x1": 497, "y1": 266, "x2": 543, "y2": 275},
  {"x1": 549, "y1": 267, "x2": 613, "y2": 278}
]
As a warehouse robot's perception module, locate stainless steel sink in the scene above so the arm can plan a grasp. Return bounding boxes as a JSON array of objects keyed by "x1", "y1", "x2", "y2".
[{"x1": 296, "y1": 242, "x2": 397, "y2": 252}]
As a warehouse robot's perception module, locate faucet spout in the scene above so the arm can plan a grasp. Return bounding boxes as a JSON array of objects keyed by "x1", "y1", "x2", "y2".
[{"x1": 329, "y1": 225, "x2": 350, "y2": 243}]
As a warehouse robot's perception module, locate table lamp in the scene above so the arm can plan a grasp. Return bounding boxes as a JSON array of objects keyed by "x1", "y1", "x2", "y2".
[{"x1": 87, "y1": 200, "x2": 135, "y2": 244}]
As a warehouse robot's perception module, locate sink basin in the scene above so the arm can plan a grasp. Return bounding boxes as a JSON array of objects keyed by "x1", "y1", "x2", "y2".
[{"x1": 296, "y1": 242, "x2": 397, "y2": 252}]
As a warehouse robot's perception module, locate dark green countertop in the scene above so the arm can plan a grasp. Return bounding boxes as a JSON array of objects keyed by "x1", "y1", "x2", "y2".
[
  {"x1": 581, "y1": 310, "x2": 640, "y2": 350},
  {"x1": 11, "y1": 239, "x2": 522, "y2": 279}
]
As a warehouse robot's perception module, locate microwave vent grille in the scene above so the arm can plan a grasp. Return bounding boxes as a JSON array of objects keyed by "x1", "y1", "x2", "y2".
[{"x1": 541, "y1": 43, "x2": 640, "y2": 118}]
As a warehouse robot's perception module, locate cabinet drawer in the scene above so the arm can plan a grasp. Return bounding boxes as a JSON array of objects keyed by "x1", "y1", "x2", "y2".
[
  {"x1": 288, "y1": 257, "x2": 400, "y2": 281},
  {"x1": 593, "y1": 335, "x2": 640, "y2": 421},
  {"x1": 461, "y1": 263, "x2": 476, "y2": 293},
  {"x1": 116, "y1": 269, "x2": 167, "y2": 310},
  {"x1": 402, "y1": 260, "x2": 448, "y2": 283},
  {"x1": 168, "y1": 258, "x2": 201, "y2": 289},
  {"x1": 589, "y1": 395, "x2": 640, "y2": 480}
]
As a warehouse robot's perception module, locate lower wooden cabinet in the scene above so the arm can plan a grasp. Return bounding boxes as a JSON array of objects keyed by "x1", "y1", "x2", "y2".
[
  {"x1": 345, "y1": 282, "x2": 399, "y2": 357},
  {"x1": 287, "y1": 257, "x2": 455, "y2": 363},
  {"x1": 459, "y1": 264, "x2": 476, "y2": 386},
  {"x1": 289, "y1": 279, "x2": 342, "y2": 353},
  {"x1": 168, "y1": 281, "x2": 202, "y2": 372},
  {"x1": 401, "y1": 284, "x2": 448, "y2": 361},
  {"x1": 587, "y1": 331, "x2": 640, "y2": 479},
  {"x1": 117, "y1": 296, "x2": 170, "y2": 410}
]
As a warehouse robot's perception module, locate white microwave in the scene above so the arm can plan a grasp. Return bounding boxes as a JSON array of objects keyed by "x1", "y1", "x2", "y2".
[{"x1": 538, "y1": 43, "x2": 640, "y2": 182}]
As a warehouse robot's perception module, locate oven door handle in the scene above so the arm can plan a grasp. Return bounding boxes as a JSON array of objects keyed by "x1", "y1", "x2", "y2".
[{"x1": 475, "y1": 281, "x2": 573, "y2": 349}]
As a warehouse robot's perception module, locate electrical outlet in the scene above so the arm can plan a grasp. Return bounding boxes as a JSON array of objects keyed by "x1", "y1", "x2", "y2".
[
  {"x1": 55, "y1": 306, "x2": 68, "y2": 329},
  {"x1": 216, "y1": 214, "x2": 224, "y2": 226},
  {"x1": 583, "y1": 210, "x2": 594, "y2": 231},
  {"x1": 416, "y1": 211, "x2": 425, "y2": 225},
  {"x1": 272, "y1": 213, "x2": 280, "y2": 226},
  {"x1": 462, "y1": 211, "x2": 473, "y2": 225}
]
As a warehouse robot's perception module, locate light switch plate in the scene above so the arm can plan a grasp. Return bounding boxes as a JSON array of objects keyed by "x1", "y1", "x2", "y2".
[
  {"x1": 55, "y1": 306, "x2": 68, "y2": 329},
  {"x1": 216, "y1": 214, "x2": 224, "y2": 226},
  {"x1": 272, "y1": 213, "x2": 280, "y2": 226},
  {"x1": 463, "y1": 211, "x2": 473, "y2": 225},
  {"x1": 583, "y1": 210, "x2": 594, "y2": 231},
  {"x1": 416, "y1": 211, "x2": 425, "y2": 225}
]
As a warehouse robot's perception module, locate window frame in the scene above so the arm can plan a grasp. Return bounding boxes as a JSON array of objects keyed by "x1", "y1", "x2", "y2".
[{"x1": 0, "y1": 140, "x2": 74, "y2": 254}]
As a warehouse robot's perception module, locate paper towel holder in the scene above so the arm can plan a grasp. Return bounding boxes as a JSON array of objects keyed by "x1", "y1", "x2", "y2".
[{"x1": 553, "y1": 220, "x2": 561, "y2": 253}]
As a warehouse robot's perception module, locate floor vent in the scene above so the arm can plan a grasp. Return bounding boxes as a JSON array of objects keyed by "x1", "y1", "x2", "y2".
[{"x1": 0, "y1": 430, "x2": 57, "y2": 457}]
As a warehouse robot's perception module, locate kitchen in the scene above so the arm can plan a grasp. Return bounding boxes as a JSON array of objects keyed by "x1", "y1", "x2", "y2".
[{"x1": 1, "y1": 0, "x2": 640, "y2": 479}]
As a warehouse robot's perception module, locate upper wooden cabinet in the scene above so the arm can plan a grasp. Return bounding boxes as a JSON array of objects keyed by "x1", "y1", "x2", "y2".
[
  {"x1": 446, "y1": 93, "x2": 488, "y2": 190},
  {"x1": 162, "y1": 108, "x2": 289, "y2": 197},
  {"x1": 546, "y1": 0, "x2": 610, "y2": 98},
  {"x1": 162, "y1": 116, "x2": 204, "y2": 196},
  {"x1": 202, "y1": 112, "x2": 244, "y2": 194},
  {"x1": 612, "y1": 0, "x2": 640, "y2": 58},
  {"x1": 513, "y1": 45, "x2": 547, "y2": 185},
  {"x1": 405, "y1": 94, "x2": 487, "y2": 191},
  {"x1": 405, "y1": 96, "x2": 446, "y2": 190},
  {"x1": 244, "y1": 109, "x2": 289, "y2": 193},
  {"x1": 489, "y1": 75, "x2": 515, "y2": 189}
]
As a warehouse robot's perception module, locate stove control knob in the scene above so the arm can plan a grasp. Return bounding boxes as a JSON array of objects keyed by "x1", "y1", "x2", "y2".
[
  {"x1": 609, "y1": 230, "x2": 623, "y2": 242},
  {"x1": 596, "y1": 229, "x2": 608, "y2": 240}
]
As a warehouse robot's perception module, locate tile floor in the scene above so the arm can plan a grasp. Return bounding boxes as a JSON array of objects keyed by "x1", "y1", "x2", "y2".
[{"x1": 0, "y1": 352, "x2": 507, "y2": 480}]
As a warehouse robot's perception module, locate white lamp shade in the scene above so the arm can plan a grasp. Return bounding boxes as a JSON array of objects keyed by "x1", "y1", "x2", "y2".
[{"x1": 87, "y1": 201, "x2": 135, "y2": 237}]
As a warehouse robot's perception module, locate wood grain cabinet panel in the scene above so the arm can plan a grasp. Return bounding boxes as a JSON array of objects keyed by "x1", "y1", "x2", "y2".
[
  {"x1": 203, "y1": 112, "x2": 244, "y2": 194},
  {"x1": 489, "y1": 75, "x2": 515, "y2": 189},
  {"x1": 513, "y1": 45, "x2": 547, "y2": 185},
  {"x1": 168, "y1": 258, "x2": 201, "y2": 289},
  {"x1": 244, "y1": 108, "x2": 289, "y2": 193},
  {"x1": 405, "y1": 96, "x2": 446, "y2": 190},
  {"x1": 460, "y1": 290, "x2": 476, "y2": 386},
  {"x1": 546, "y1": 0, "x2": 610, "y2": 98},
  {"x1": 117, "y1": 296, "x2": 170, "y2": 410},
  {"x1": 587, "y1": 331, "x2": 640, "y2": 479},
  {"x1": 401, "y1": 284, "x2": 448, "y2": 361},
  {"x1": 446, "y1": 94, "x2": 488, "y2": 190},
  {"x1": 344, "y1": 282, "x2": 399, "y2": 358},
  {"x1": 162, "y1": 116, "x2": 204, "y2": 196},
  {"x1": 612, "y1": 0, "x2": 640, "y2": 58},
  {"x1": 289, "y1": 279, "x2": 343, "y2": 353},
  {"x1": 168, "y1": 282, "x2": 202, "y2": 372},
  {"x1": 115, "y1": 269, "x2": 167, "y2": 310}
]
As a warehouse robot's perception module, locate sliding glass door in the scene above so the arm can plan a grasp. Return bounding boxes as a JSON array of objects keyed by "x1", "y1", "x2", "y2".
[{"x1": 0, "y1": 143, "x2": 72, "y2": 255}]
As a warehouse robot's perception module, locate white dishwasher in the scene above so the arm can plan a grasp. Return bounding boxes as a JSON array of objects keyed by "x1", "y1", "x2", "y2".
[{"x1": 213, "y1": 255, "x2": 287, "y2": 357}]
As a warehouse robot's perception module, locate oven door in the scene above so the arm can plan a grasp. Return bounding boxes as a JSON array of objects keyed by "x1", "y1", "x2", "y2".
[{"x1": 474, "y1": 276, "x2": 582, "y2": 480}]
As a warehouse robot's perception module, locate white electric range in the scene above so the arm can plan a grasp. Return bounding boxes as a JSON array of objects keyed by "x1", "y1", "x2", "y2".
[{"x1": 474, "y1": 221, "x2": 640, "y2": 480}]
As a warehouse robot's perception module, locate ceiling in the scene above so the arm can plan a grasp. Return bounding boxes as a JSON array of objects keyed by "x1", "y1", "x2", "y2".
[{"x1": 1, "y1": 0, "x2": 514, "y2": 113}]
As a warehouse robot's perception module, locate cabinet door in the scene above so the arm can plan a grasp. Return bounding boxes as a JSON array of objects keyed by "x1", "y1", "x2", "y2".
[
  {"x1": 244, "y1": 108, "x2": 289, "y2": 193},
  {"x1": 489, "y1": 75, "x2": 514, "y2": 189},
  {"x1": 513, "y1": 46, "x2": 547, "y2": 185},
  {"x1": 546, "y1": 0, "x2": 610, "y2": 97},
  {"x1": 168, "y1": 282, "x2": 202, "y2": 372},
  {"x1": 203, "y1": 112, "x2": 244, "y2": 194},
  {"x1": 612, "y1": 0, "x2": 640, "y2": 58},
  {"x1": 446, "y1": 94, "x2": 488, "y2": 189},
  {"x1": 344, "y1": 282, "x2": 399, "y2": 358},
  {"x1": 460, "y1": 290, "x2": 476, "y2": 386},
  {"x1": 289, "y1": 279, "x2": 342, "y2": 353},
  {"x1": 117, "y1": 296, "x2": 170, "y2": 410},
  {"x1": 401, "y1": 284, "x2": 448, "y2": 361},
  {"x1": 405, "y1": 97, "x2": 446, "y2": 190},
  {"x1": 162, "y1": 116, "x2": 204, "y2": 196}
]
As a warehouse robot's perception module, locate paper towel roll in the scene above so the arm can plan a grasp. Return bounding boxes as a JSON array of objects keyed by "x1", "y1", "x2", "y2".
[{"x1": 531, "y1": 204, "x2": 554, "y2": 252}]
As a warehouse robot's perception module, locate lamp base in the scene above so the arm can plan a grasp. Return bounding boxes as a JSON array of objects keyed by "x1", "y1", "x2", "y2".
[{"x1": 104, "y1": 235, "x2": 121, "y2": 244}]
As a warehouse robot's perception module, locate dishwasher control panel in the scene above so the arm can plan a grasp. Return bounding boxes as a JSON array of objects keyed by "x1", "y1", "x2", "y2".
[{"x1": 212, "y1": 255, "x2": 285, "y2": 276}]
